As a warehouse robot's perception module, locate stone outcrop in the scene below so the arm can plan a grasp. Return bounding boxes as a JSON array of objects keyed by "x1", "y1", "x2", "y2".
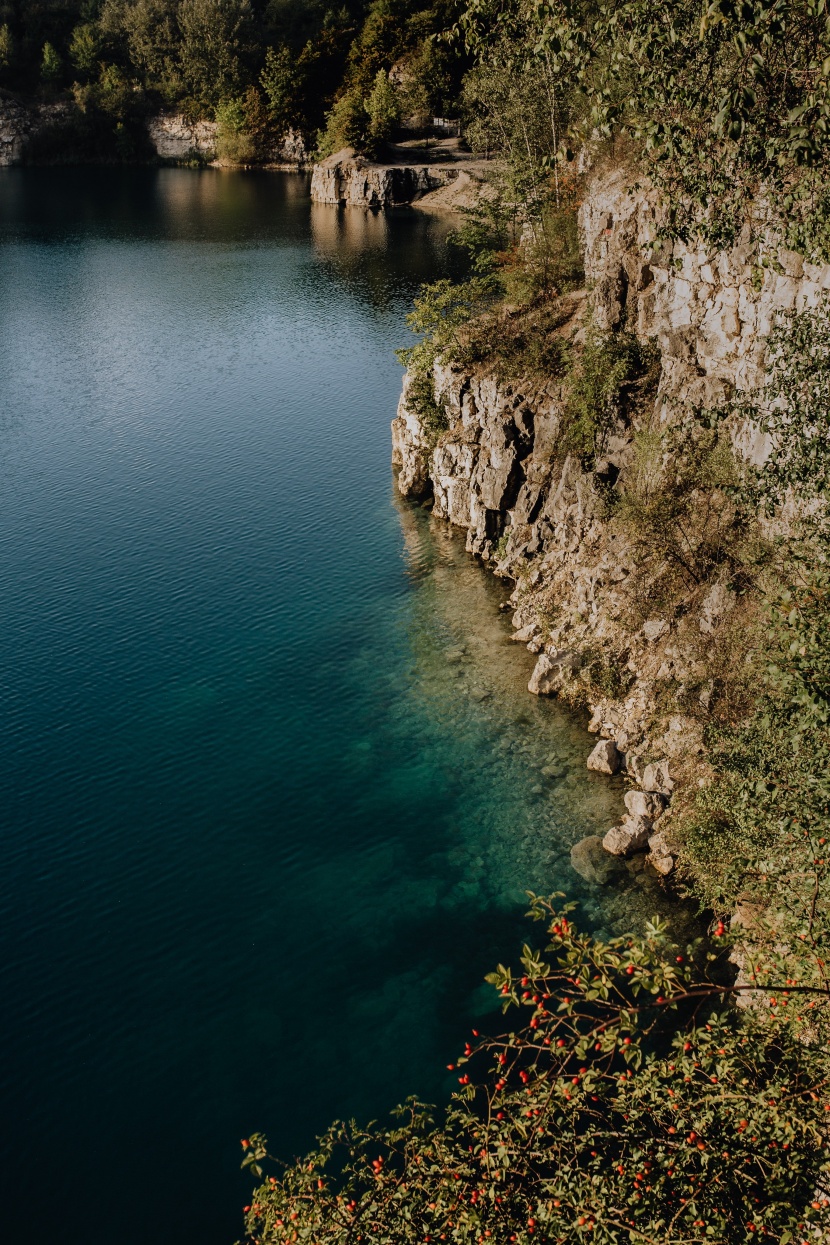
[
  {"x1": 392, "y1": 159, "x2": 830, "y2": 881},
  {"x1": 603, "y1": 816, "x2": 651, "y2": 856},
  {"x1": 147, "y1": 113, "x2": 217, "y2": 162},
  {"x1": 586, "y1": 739, "x2": 622, "y2": 775},
  {"x1": 570, "y1": 835, "x2": 624, "y2": 886},
  {"x1": 311, "y1": 147, "x2": 464, "y2": 208},
  {"x1": 0, "y1": 94, "x2": 72, "y2": 165}
]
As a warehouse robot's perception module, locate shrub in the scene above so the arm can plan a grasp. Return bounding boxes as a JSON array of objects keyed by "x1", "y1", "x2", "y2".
[
  {"x1": 561, "y1": 330, "x2": 658, "y2": 466},
  {"x1": 396, "y1": 277, "x2": 498, "y2": 441},
  {"x1": 240, "y1": 896, "x2": 830, "y2": 1245}
]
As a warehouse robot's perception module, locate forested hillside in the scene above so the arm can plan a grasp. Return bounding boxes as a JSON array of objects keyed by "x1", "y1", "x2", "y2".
[{"x1": 0, "y1": 0, "x2": 468, "y2": 159}]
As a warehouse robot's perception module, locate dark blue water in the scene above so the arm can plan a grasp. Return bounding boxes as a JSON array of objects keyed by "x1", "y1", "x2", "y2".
[{"x1": 0, "y1": 169, "x2": 656, "y2": 1245}]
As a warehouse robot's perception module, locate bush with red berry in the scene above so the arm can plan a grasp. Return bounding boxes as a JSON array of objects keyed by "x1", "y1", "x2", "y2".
[{"x1": 240, "y1": 896, "x2": 830, "y2": 1245}]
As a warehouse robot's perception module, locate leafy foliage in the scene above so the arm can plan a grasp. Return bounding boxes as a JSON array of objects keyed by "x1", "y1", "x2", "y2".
[
  {"x1": 239, "y1": 897, "x2": 830, "y2": 1245},
  {"x1": 685, "y1": 570, "x2": 830, "y2": 944},
  {"x1": 396, "y1": 277, "x2": 497, "y2": 435},
  {"x1": 458, "y1": 0, "x2": 830, "y2": 257},
  {"x1": 561, "y1": 330, "x2": 658, "y2": 466},
  {"x1": 0, "y1": 0, "x2": 465, "y2": 161},
  {"x1": 734, "y1": 295, "x2": 830, "y2": 519}
]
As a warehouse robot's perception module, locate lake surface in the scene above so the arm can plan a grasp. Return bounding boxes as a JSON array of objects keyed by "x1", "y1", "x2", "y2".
[{"x1": 0, "y1": 169, "x2": 665, "y2": 1245}]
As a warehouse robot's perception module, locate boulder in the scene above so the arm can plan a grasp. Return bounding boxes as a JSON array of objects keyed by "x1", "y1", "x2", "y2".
[
  {"x1": 623, "y1": 789, "x2": 666, "y2": 820},
  {"x1": 642, "y1": 759, "x2": 674, "y2": 795},
  {"x1": 570, "y1": 836, "x2": 624, "y2": 886},
  {"x1": 511, "y1": 623, "x2": 539, "y2": 644},
  {"x1": 646, "y1": 831, "x2": 675, "y2": 876},
  {"x1": 586, "y1": 738, "x2": 622, "y2": 775},
  {"x1": 528, "y1": 650, "x2": 574, "y2": 695},
  {"x1": 603, "y1": 815, "x2": 652, "y2": 856}
]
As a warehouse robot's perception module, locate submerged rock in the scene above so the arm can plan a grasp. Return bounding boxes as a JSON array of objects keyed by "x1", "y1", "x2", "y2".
[{"x1": 570, "y1": 835, "x2": 625, "y2": 886}]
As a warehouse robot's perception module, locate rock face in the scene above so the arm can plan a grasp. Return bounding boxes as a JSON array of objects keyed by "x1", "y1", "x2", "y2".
[
  {"x1": 393, "y1": 158, "x2": 830, "y2": 826},
  {"x1": 391, "y1": 158, "x2": 830, "y2": 876},
  {"x1": 147, "y1": 113, "x2": 217, "y2": 162},
  {"x1": 311, "y1": 148, "x2": 461, "y2": 207},
  {"x1": 0, "y1": 95, "x2": 72, "y2": 165}
]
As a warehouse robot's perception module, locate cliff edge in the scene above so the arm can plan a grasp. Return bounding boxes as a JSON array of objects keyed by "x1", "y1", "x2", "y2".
[{"x1": 393, "y1": 163, "x2": 830, "y2": 879}]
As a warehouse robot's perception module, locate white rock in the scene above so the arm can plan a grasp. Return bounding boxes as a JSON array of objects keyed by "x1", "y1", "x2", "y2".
[
  {"x1": 624, "y1": 789, "x2": 665, "y2": 820},
  {"x1": 642, "y1": 618, "x2": 669, "y2": 642},
  {"x1": 603, "y1": 816, "x2": 651, "y2": 855},
  {"x1": 642, "y1": 759, "x2": 673, "y2": 794},
  {"x1": 699, "y1": 583, "x2": 736, "y2": 634},
  {"x1": 511, "y1": 623, "x2": 539, "y2": 643},
  {"x1": 587, "y1": 739, "x2": 622, "y2": 775},
  {"x1": 527, "y1": 650, "x2": 573, "y2": 695}
]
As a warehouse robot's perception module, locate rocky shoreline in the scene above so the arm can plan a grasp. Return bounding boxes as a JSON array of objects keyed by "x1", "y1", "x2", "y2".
[
  {"x1": 0, "y1": 98, "x2": 491, "y2": 212},
  {"x1": 0, "y1": 96, "x2": 310, "y2": 169},
  {"x1": 392, "y1": 161, "x2": 830, "y2": 889},
  {"x1": 310, "y1": 142, "x2": 492, "y2": 210}
]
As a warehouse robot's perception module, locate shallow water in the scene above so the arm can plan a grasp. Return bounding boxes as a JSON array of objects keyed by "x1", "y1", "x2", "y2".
[{"x1": 0, "y1": 168, "x2": 671, "y2": 1245}]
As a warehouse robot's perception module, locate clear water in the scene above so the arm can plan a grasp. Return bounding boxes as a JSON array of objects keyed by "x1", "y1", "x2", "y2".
[{"x1": 0, "y1": 169, "x2": 671, "y2": 1245}]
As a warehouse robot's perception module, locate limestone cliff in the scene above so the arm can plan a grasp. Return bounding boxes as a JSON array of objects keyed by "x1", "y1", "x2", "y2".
[
  {"x1": 311, "y1": 147, "x2": 459, "y2": 207},
  {"x1": 0, "y1": 95, "x2": 72, "y2": 165},
  {"x1": 392, "y1": 163, "x2": 830, "y2": 877},
  {"x1": 147, "y1": 113, "x2": 217, "y2": 163}
]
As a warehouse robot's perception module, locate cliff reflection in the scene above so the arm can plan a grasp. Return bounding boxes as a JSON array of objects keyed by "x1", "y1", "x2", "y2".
[{"x1": 310, "y1": 200, "x2": 458, "y2": 310}]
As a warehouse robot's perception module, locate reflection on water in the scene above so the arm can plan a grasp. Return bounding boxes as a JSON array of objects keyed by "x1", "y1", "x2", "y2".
[{"x1": 310, "y1": 200, "x2": 458, "y2": 309}]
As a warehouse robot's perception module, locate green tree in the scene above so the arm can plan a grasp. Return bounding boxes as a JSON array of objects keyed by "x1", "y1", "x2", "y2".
[
  {"x1": 177, "y1": 0, "x2": 254, "y2": 111},
  {"x1": 317, "y1": 85, "x2": 368, "y2": 156},
  {"x1": 69, "y1": 23, "x2": 101, "y2": 77},
  {"x1": 260, "y1": 43, "x2": 299, "y2": 132},
  {"x1": 365, "y1": 66, "x2": 398, "y2": 145},
  {"x1": 100, "y1": 0, "x2": 180, "y2": 94},
  {"x1": 40, "y1": 41, "x2": 63, "y2": 85}
]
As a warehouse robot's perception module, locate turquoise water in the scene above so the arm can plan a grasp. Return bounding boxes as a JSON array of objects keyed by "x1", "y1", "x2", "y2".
[{"x1": 0, "y1": 169, "x2": 662, "y2": 1245}]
